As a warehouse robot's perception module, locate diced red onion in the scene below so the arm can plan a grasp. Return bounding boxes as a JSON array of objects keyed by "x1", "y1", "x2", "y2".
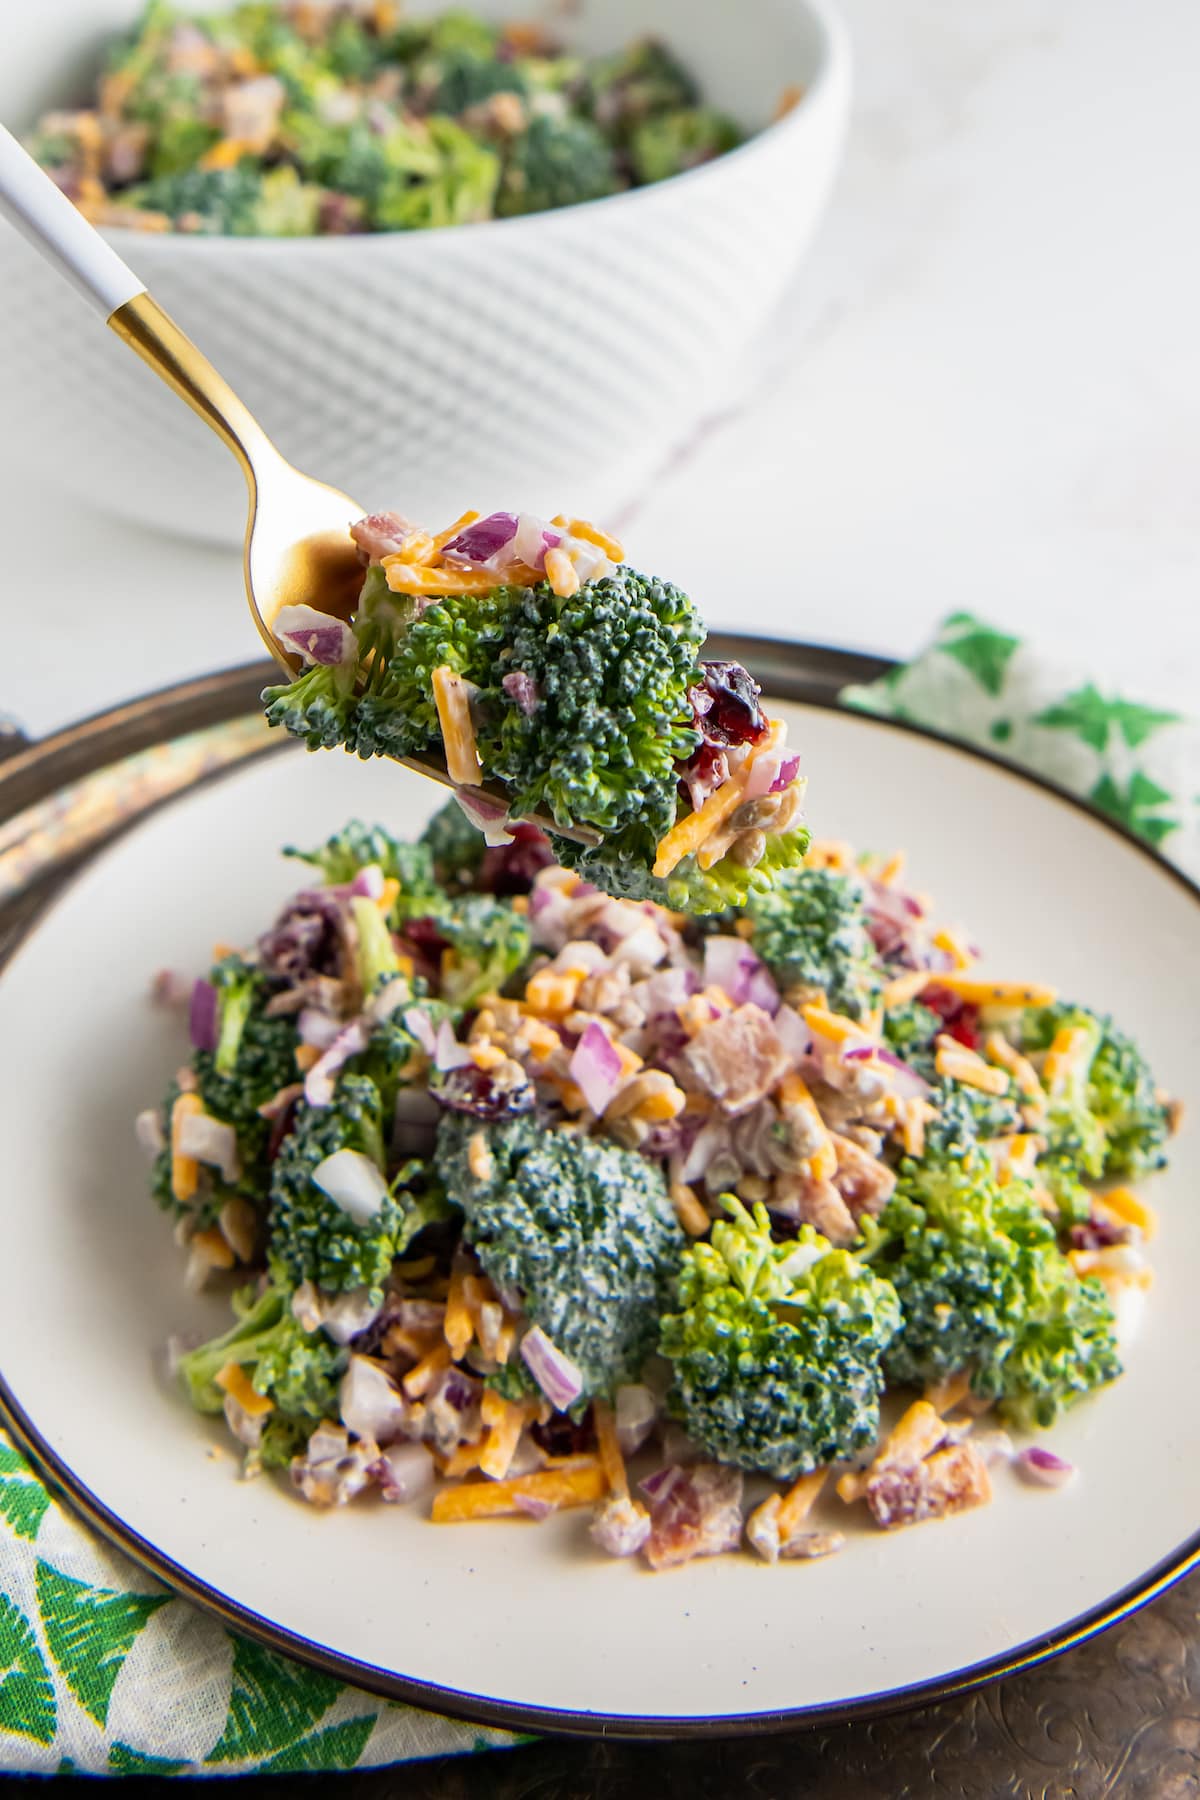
[
  {"x1": 304, "y1": 1018, "x2": 369, "y2": 1106},
  {"x1": 501, "y1": 670, "x2": 540, "y2": 716},
  {"x1": 741, "y1": 746, "x2": 789, "y2": 803},
  {"x1": 189, "y1": 978, "x2": 218, "y2": 1052},
  {"x1": 1017, "y1": 1446, "x2": 1076, "y2": 1488},
  {"x1": 273, "y1": 603, "x2": 358, "y2": 667},
  {"x1": 176, "y1": 1112, "x2": 240, "y2": 1184},
  {"x1": 349, "y1": 863, "x2": 385, "y2": 900},
  {"x1": 519, "y1": 1325, "x2": 583, "y2": 1412},
  {"x1": 339, "y1": 1356, "x2": 410, "y2": 1443},
  {"x1": 874, "y1": 1046, "x2": 932, "y2": 1100},
  {"x1": 513, "y1": 512, "x2": 561, "y2": 569},
  {"x1": 434, "y1": 1019, "x2": 474, "y2": 1071},
  {"x1": 452, "y1": 787, "x2": 514, "y2": 848},
  {"x1": 679, "y1": 1116, "x2": 733, "y2": 1185},
  {"x1": 843, "y1": 1044, "x2": 876, "y2": 1062},
  {"x1": 703, "y1": 934, "x2": 764, "y2": 1004},
  {"x1": 569, "y1": 1021, "x2": 624, "y2": 1115},
  {"x1": 311, "y1": 1148, "x2": 389, "y2": 1225},
  {"x1": 135, "y1": 1108, "x2": 165, "y2": 1157},
  {"x1": 374, "y1": 1442, "x2": 436, "y2": 1503},
  {"x1": 772, "y1": 1004, "x2": 812, "y2": 1060},
  {"x1": 769, "y1": 754, "x2": 802, "y2": 794},
  {"x1": 291, "y1": 1281, "x2": 381, "y2": 1345},
  {"x1": 403, "y1": 1007, "x2": 437, "y2": 1056},
  {"x1": 614, "y1": 1383, "x2": 658, "y2": 1456},
  {"x1": 639, "y1": 1463, "x2": 689, "y2": 1503},
  {"x1": 440, "y1": 511, "x2": 519, "y2": 567},
  {"x1": 298, "y1": 1008, "x2": 343, "y2": 1051},
  {"x1": 744, "y1": 963, "x2": 781, "y2": 1017}
]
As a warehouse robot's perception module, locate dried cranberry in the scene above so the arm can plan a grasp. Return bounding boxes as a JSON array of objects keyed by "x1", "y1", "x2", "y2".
[
  {"x1": 676, "y1": 740, "x2": 731, "y2": 812},
  {"x1": 532, "y1": 1407, "x2": 594, "y2": 1457},
  {"x1": 689, "y1": 661, "x2": 769, "y2": 748},
  {"x1": 259, "y1": 890, "x2": 345, "y2": 983},
  {"x1": 266, "y1": 1100, "x2": 298, "y2": 1163},
  {"x1": 479, "y1": 823, "x2": 555, "y2": 896},
  {"x1": 922, "y1": 986, "x2": 981, "y2": 1051},
  {"x1": 433, "y1": 1064, "x2": 534, "y2": 1120},
  {"x1": 1070, "y1": 1216, "x2": 1127, "y2": 1251}
]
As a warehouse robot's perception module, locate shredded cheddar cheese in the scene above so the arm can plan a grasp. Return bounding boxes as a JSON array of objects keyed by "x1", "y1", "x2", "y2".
[
  {"x1": 543, "y1": 546, "x2": 581, "y2": 598},
  {"x1": 778, "y1": 1071, "x2": 837, "y2": 1181},
  {"x1": 931, "y1": 927, "x2": 976, "y2": 971},
  {"x1": 776, "y1": 1469, "x2": 828, "y2": 1538},
  {"x1": 430, "y1": 509, "x2": 481, "y2": 552},
  {"x1": 936, "y1": 975, "x2": 1058, "y2": 1008},
  {"x1": 214, "y1": 1363, "x2": 274, "y2": 1417},
  {"x1": 430, "y1": 665, "x2": 481, "y2": 785},
  {"x1": 430, "y1": 1462, "x2": 606, "y2": 1522},
  {"x1": 1042, "y1": 1025, "x2": 1094, "y2": 1097},
  {"x1": 935, "y1": 1037, "x2": 1011, "y2": 1096},
  {"x1": 653, "y1": 723, "x2": 783, "y2": 877},
  {"x1": 1096, "y1": 1187, "x2": 1158, "y2": 1240},
  {"x1": 170, "y1": 1092, "x2": 204, "y2": 1204}
]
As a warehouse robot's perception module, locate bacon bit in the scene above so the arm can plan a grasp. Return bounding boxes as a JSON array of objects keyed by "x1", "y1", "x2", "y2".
[
  {"x1": 936, "y1": 1037, "x2": 1011, "y2": 1096},
  {"x1": 670, "y1": 1181, "x2": 710, "y2": 1237},
  {"x1": 882, "y1": 970, "x2": 931, "y2": 1009},
  {"x1": 772, "y1": 1172, "x2": 856, "y2": 1246},
  {"x1": 431, "y1": 1461, "x2": 606, "y2": 1522},
  {"x1": 543, "y1": 546, "x2": 581, "y2": 598},
  {"x1": 214, "y1": 1364, "x2": 273, "y2": 1418},
  {"x1": 643, "y1": 1462, "x2": 744, "y2": 1570},
  {"x1": 478, "y1": 1391, "x2": 533, "y2": 1481},
  {"x1": 677, "y1": 988, "x2": 733, "y2": 1036},
  {"x1": 430, "y1": 509, "x2": 481, "y2": 552},
  {"x1": 830, "y1": 1132, "x2": 896, "y2": 1218},
  {"x1": 1096, "y1": 1187, "x2": 1158, "y2": 1240},
  {"x1": 931, "y1": 927, "x2": 976, "y2": 971},
  {"x1": 924, "y1": 1369, "x2": 972, "y2": 1414},
  {"x1": 402, "y1": 1343, "x2": 453, "y2": 1399},
  {"x1": 837, "y1": 1400, "x2": 947, "y2": 1504},
  {"x1": 170, "y1": 1092, "x2": 204, "y2": 1203},
  {"x1": 556, "y1": 516, "x2": 625, "y2": 561},
  {"x1": 938, "y1": 975, "x2": 1057, "y2": 1008},
  {"x1": 866, "y1": 1441, "x2": 992, "y2": 1530}
]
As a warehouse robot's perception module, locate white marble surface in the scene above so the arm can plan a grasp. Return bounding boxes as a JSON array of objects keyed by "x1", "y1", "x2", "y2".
[{"x1": 4, "y1": 0, "x2": 1199, "y2": 741}]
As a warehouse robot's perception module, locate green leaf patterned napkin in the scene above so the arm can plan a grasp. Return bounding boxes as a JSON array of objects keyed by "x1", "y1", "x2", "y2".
[
  {"x1": 1, "y1": 611, "x2": 1193, "y2": 1775},
  {"x1": 841, "y1": 613, "x2": 1197, "y2": 867}
]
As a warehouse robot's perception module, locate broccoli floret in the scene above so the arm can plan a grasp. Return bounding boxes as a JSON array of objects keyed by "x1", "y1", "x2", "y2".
[
  {"x1": 861, "y1": 1154, "x2": 1121, "y2": 1428},
  {"x1": 659, "y1": 1198, "x2": 902, "y2": 1478},
  {"x1": 177, "y1": 1281, "x2": 343, "y2": 1420},
  {"x1": 419, "y1": 797, "x2": 488, "y2": 892},
  {"x1": 921, "y1": 1078, "x2": 1022, "y2": 1162},
  {"x1": 372, "y1": 117, "x2": 499, "y2": 228},
  {"x1": 745, "y1": 867, "x2": 882, "y2": 1018},
  {"x1": 354, "y1": 584, "x2": 525, "y2": 758},
  {"x1": 1018, "y1": 1003, "x2": 1171, "y2": 1178},
  {"x1": 435, "y1": 1113, "x2": 684, "y2": 1403},
  {"x1": 121, "y1": 163, "x2": 268, "y2": 232},
  {"x1": 285, "y1": 809, "x2": 444, "y2": 917},
  {"x1": 583, "y1": 37, "x2": 698, "y2": 138},
  {"x1": 429, "y1": 47, "x2": 528, "y2": 116},
  {"x1": 150, "y1": 955, "x2": 298, "y2": 1217},
  {"x1": 553, "y1": 817, "x2": 810, "y2": 916},
  {"x1": 436, "y1": 895, "x2": 532, "y2": 1008},
  {"x1": 262, "y1": 655, "x2": 359, "y2": 751},
  {"x1": 267, "y1": 1074, "x2": 423, "y2": 1297},
  {"x1": 497, "y1": 114, "x2": 618, "y2": 217},
  {"x1": 628, "y1": 107, "x2": 741, "y2": 184},
  {"x1": 882, "y1": 1000, "x2": 941, "y2": 1078}
]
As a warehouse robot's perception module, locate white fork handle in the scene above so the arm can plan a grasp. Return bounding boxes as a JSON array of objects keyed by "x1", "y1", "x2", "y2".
[{"x1": 0, "y1": 121, "x2": 144, "y2": 316}]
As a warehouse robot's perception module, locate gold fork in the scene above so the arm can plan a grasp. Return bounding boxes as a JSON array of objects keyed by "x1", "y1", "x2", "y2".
[{"x1": 0, "y1": 124, "x2": 600, "y2": 846}]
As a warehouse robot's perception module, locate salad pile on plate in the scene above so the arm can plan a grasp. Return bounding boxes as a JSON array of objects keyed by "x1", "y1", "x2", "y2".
[
  {"x1": 263, "y1": 506, "x2": 812, "y2": 914},
  {"x1": 140, "y1": 805, "x2": 1174, "y2": 1569},
  {"x1": 29, "y1": 0, "x2": 742, "y2": 236}
]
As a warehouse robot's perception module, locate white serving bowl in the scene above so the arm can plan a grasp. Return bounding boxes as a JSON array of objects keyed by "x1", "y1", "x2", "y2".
[{"x1": 0, "y1": 0, "x2": 849, "y2": 543}]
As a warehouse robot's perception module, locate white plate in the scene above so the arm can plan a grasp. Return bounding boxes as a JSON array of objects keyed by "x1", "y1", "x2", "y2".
[{"x1": 1, "y1": 697, "x2": 1198, "y2": 1736}]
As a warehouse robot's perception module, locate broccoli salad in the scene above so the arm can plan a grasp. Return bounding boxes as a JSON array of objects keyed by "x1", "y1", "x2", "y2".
[
  {"x1": 264, "y1": 507, "x2": 812, "y2": 915},
  {"x1": 29, "y1": 1, "x2": 742, "y2": 235},
  {"x1": 140, "y1": 814, "x2": 1175, "y2": 1569}
]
